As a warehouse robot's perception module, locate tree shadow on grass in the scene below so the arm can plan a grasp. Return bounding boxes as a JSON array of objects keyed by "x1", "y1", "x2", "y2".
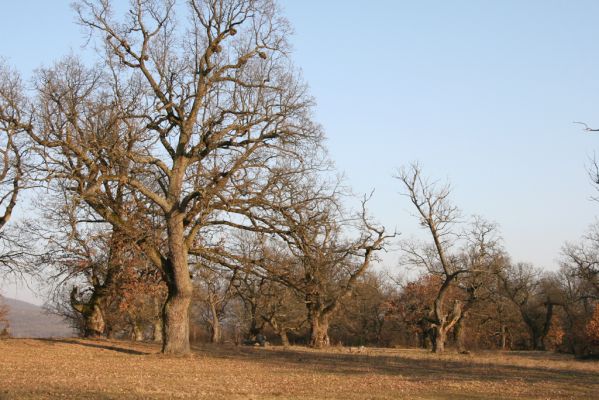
[
  {"x1": 193, "y1": 343, "x2": 599, "y2": 390},
  {"x1": 33, "y1": 338, "x2": 150, "y2": 355}
]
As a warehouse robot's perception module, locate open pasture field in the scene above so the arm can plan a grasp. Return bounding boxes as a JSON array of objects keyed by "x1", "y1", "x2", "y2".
[{"x1": 0, "y1": 339, "x2": 597, "y2": 399}]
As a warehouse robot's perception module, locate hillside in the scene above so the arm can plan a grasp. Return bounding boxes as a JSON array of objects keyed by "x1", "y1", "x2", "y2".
[{"x1": 2, "y1": 297, "x2": 75, "y2": 338}]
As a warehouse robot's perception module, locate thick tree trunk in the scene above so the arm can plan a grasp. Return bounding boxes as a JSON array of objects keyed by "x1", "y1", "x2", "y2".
[
  {"x1": 71, "y1": 227, "x2": 126, "y2": 339},
  {"x1": 162, "y1": 215, "x2": 193, "y2": 355},
  {"x1": 85, "y1": 303, "x2": 106, "y2": 338},
  {"x1": 265, "y1": 316, "x2": 288, "y2": 346},
  {"x1": 431, "y1": 300, "x2": 461, "y2": 353},
  {"x1": 306, "y1": 293, "x2": 335, "y2": 348},
  {"x1": 431, "y1": 326, "x2": 446, "y2": 353},
  {"x1": 71, "y1": 289, "x2": 105, "y2": 338},
  {"x1": 308, "y1": 313, "x2": 330, "y2": 348}
]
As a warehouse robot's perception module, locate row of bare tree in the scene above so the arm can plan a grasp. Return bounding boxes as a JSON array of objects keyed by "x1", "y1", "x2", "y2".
[
  {"x1": 0, "y1": 0, "x2": 391, "y2": 354},
  {"x1": 0, "y1": 0, "x2": 597, "y2": 356}
]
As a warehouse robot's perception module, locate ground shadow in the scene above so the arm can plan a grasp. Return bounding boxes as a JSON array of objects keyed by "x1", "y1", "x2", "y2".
[
  {"x1": 34, "y1": 338, "x2": 149, "y2": 355},
  {"x1": 191, "y1": 343, "x2": 599, "y2": 389}
]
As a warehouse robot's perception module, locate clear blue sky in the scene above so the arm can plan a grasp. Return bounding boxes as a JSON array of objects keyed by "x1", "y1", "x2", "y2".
[{"x1": 2, "y1": 1, "x2": 599, "y2": 302}]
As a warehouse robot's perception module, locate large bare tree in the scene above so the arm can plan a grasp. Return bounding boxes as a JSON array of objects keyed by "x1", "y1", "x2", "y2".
[
  {"x1": 246, "y1": 190, "x2": 392, "y2": 348},
  {"x1": 0, "y1": 0, "x2": 322, "y2": 354},
  {"x1": 498, "y1": 262, "x2": 562, "y2": 350},
  {"x1": 396, "y1": 164, "x2": 503, "y2": 352},
  {"x1": 196, "y1": 175, "x2": 393, "y2": 348}
]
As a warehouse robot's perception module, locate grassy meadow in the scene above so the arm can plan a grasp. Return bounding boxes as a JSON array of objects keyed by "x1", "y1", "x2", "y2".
[{"x1": 0, "y1": 338, "x2": 597, "y2": 399}]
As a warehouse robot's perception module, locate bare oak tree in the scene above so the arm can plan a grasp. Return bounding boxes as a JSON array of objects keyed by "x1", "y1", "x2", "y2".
[
  {"x1": 498, "y1": 263, "x2": 558, "y2": 350},
  {"x1": 396, "y1": 164, "x2": 464, "y2": 352},
  {"x1": 0, "y1": 0, "x2": 322, "y2": 354},
  {"x1": 253, "y1": 192, "x2": 392, "y2": 348},
  {"x1": 396, "y1": 164, "x2": 503, "y2": 352}
]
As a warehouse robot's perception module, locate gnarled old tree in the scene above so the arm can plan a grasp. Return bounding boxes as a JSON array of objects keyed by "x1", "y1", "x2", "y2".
[
  {"x1": 499, "y1": 263, "x2": 562, "y2": 350},
  {"x1": 396, "y1": 164, "x2": 503, "y2": 353},
  {"x1": 225, "y1": 234, "x2": 305, "y2": 345},
  {"x1": 0, "y1": 0, "x2": 322, "y2": 354},
  {"x1": 257, "y1": 190, "x2": 392, "y2": 348},
  {"x1": 29, "y1": 170, "x2": 164, "y2": 339},
  {"x1": 452, "y1": 217, "x2": 506, "y2": 353},
  {"x1": 196, "y1": 174, "x2": 393, "y2": 348},
  {"x1": 561, "y1": 223, "x2": 599, "y2": 299}
]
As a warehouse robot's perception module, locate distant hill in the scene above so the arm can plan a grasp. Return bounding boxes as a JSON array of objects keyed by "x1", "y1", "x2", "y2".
[{"x1": 2, "y1": 297, "x2": 76, "y2": 338}]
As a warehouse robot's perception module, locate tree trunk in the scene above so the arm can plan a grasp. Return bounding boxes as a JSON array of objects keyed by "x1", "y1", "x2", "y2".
[
  {"x1": 280, "y1": 329, "x2": 290, "y2": 346},
  {"x1": 431, "y1": 326, "x2": 446, "y2": 353},
  {"x1": 308, "y1": 313, "x2": 330, "y2": 348},
  {"x1": 153, "y1": 319, "x2": 163, "y2": 343},
  {"x1": 531, "y1": 330, "x2": 546, "y2": 351},
  {"x1": 106, "y1": 324, "x2": 115, "y2": 340},
  {"x1": 162, "y1": 215, "x2": 193, "y2": 355},
  {"x1": 210, "y1": 321, "x2": 221, "y2": 344},
  {"x1": 209, "y1": 300, "x2": 221, "y2": 343},
  {"x1": 454, "y1": 315, "x2": 467, "y2": 353},
  {"x1": 85, "y1": 303, "x2": 106, "y2": 338},
  {"x1": 71, "y1": 288, "x2": 106, "y2": 338},
  {"x1": 133, "y1": 322, "x2": 144, "y2": 341}
]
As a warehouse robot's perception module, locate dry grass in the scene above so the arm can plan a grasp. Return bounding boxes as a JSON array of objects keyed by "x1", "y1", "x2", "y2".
[{"x1": 0, "y1": 338, "x2": 598, "y2": 399}]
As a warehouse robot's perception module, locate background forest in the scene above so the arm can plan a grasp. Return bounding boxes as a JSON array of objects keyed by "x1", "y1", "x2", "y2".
[{"x1": 0, "y1": 0, "x2": 598, "y2": 359}]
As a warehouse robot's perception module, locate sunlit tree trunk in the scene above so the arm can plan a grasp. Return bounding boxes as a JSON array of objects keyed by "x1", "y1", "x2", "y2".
[{"x1": 162, "y1": 214, "x2": 193, "y2": 354}]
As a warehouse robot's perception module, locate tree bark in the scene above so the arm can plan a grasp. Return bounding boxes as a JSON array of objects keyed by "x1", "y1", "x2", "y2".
[
  {"x1": 210, "y1": 320, "x2": 221, "y2": 344},
  {"x1": 132, "y1": 322, "x2": 144, "y2": 341},
  {"x1": 430, "y1": 300, "x2": 462, "y2": 353},
  {"x1": 280, "y1": 329, "x2": 290, "y2": 347},
  {"x1": 532, "y1": 333, "x2": 545, "y2": 350},
  {"x1": 208, "y1": 298, "x2": 222, "y2": 343},
  {"x1": 308, "y1": 312, "x2": 330, "y2": 348},
  {"x1": 106, "y1": 324, "x2": 115, "y2": 340},
  {"x1": 70, "y1": 288, "x2": 106, "y2": 338},
  {"x1": 86, "y1": 303, "x2": 106, "y2": 338},
  {"x1": 454, "y1": 314, "x2": 467, "y2": 353},
  {"x1": 431, "y1": 326, "x2": 446, "y2": 353},
  {"x1": 153, "y1": 319, "x2": 163, "y2": 343},
  {"x1": 161, "y1": 214, "x2": 193, "y2": 355},
  {"x1": 500, "y1": 324, "x2": 507, "y2": 350}
]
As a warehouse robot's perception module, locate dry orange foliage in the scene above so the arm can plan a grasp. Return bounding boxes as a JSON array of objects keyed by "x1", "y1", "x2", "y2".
[{"x1": 585, "y1": 304, "x2": 599, "y2": 344}]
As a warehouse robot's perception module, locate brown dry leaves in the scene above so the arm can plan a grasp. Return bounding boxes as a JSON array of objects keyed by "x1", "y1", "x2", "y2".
[{"x1": 0, "y1": 339, "x2": 598, "y2": 399}]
